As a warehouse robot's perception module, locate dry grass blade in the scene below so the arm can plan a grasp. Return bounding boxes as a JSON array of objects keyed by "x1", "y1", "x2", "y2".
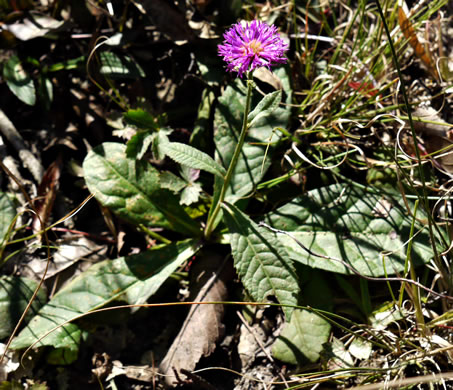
[{"x1": 347, "y1": 371, "x2": 453, "y2": 390}]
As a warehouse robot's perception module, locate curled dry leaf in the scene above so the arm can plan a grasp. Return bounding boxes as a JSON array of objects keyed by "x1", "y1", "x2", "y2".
[
  {"x1": 412, "y1": 107, "x2": 453, "y2": 173},
  {"x1": 253, "y1": 67, "x2": 283, "y2": 91},
  {"x1": 159, "y1": 253, "x2": 232, "y2": 387}
]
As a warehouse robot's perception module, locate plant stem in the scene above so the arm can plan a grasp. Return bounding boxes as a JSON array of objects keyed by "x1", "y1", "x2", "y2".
[
  {"x1": 139, "y1": 224, "x2": 171, "y2": 245},
  {"x1": 204, "y1": 78, "x2": 254, "y2": 239}
]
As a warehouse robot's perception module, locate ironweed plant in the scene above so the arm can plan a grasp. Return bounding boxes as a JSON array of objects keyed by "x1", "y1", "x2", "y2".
[{"x1": 2, "y1": 0, "x2": 453, "y2": 387}]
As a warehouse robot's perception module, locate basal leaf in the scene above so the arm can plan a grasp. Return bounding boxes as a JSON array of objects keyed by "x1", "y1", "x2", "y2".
[
  {"x1": 11, "y1": 240, "x2": 200, "y2": 350},
  {"x1": 3, "y1": 55, "x2": 36, "y2": 106},
  {"x1": 214, "y1": 67, "x2": 291, "y2": 199},
  {"x1": 0, "y1": 276, "x2": 47, "y2": 339},
  {"x1": 83, "y1": 142, "x2": 200, "y2": 235},
  {"x1": 159, "y1": 141, "x2": 226, "y2": 179},
  {"x1": 223, "y1": 203, "x2": 299, "y2": 319},
  {"x1": 0, "y1": 192, "x2": 16, "y2": 244},
  {"x1": 123, "y1": 239, "x2": 201, "y2": 305},
  {"x1": 272, "y1": 309, "x2": 331, "y2": 364},
  {"x1": 264, "y1": 184, "x2": 437, "y2": 277}
]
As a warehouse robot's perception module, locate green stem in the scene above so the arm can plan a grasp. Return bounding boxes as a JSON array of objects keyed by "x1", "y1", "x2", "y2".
[
  {"x1": 204, "y1": 78, "x2": 254, "y2": 239},
  {"x1": 139, "y1": 224, "x2": 171, "y2": 245}
]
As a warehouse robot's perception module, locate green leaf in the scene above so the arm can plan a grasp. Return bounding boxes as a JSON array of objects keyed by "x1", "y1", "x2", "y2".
[
  {"x1": 123, "y1": 239, "x2": 201, "y2": 304},
  {"x1": 369, "y1": 302, "x2": 408, "y2": 330},
  {"x1": 0, "y1": 381, "x2": 25, "y2": 390},
  {"x1": 126, "y1": 131, "x2": 156, "y2": 159},
  {"x1": 0, "y1": 192, "x2": 16, "y2": 244},
  {"x1": 180, "y1": 183, "x2": 202, "y2": 206},
  {"x1": 323, "y1": 337, "x2": 354, "y2": 369},
  {"x1": 45, "y1": 341, "x2": 80, "y2": 365},
  {"x1": 11, "y1": 240, "x2": 200, "y2": 350},
  {"x1": 152, "y1": 130, "x2": 171, "y2": 161},
  {"x1": 214, "y1": 68, "x2": 291, "y2": 199},
  {"x1": 99, "y1": 51, "x2": 145, "y2": 79},
  {"x1": 223, "y1": 203, "x2": 299, "y2": 319},
  {"x1": 272, "y1": 309, "x2": 331, "y2": 364},
  {"x1": 159, "y1": 142, "x2": 226, "y2": 179},
  {"x1": 36, "y1": 76, "x2": 53, "y2": 111},
  {"x1": 124, "y1": 109, "x2": 158, "y2": 130},
  {"x1": 247, "y1": 89, "x2": 282, "y2": 128},
  {"x1": 159, "y1": 171, "x2": 187, "y2": 193},
  {"x1": 83, "y1": 142, "x2": 200, "y2": 236},
  {"x1": 3, "y1": 55, "x2": 36, "y2": 105},
  {"x1": 264, "y1": 184, "x2": 436, "y2": 277},
  {"x1": 0, "y1": 276, "x2": 47, "y2": 339},
  {"x1": 191, "y1": 88, "x2": 216, "y2": 150},
  {"x1": 349, "y1": 337, "x2": 372, "y2": 360}
]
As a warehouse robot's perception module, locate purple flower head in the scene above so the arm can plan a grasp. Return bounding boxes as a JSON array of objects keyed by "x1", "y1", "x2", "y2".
[{"x1": 218, "y1": 20, "x2": 288, "y2": 78}]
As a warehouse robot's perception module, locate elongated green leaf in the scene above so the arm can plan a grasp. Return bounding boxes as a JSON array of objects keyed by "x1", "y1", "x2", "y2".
[
  {"x1": 11, "y1": 239, "x2": 200, "y2": 350},
  {"x1": 264, "y1": 184, "x2": 437, "y2": 276},
  {"x1": 160, "y1": 142, "x2": 226, "y2": 179},
  {"x1": 223, "y1": 203, "x2": 299, "y2": 319},
  {"x1": 83, "y1": 142, "x2": 200, "y2": 236},
  {"x1": 214, "y1": 67, "x2": 291, "y2": 199},
  {"x1": 3, "y1": 55, "x2": 36, "y2": 105},
  {"x1": 247, "y1": 89, "x2": 282, "y2": 128},
  {"x1": 0, "y1": 276, "x2": 47, "y2": 339},
  {"x1": 191, "y1": 88, "x2": 216, "y2": 150},
  {"x1": 99, "y1": 51, "x2": 145, "y2": 79},
  {"x1": 272, "y1": 309, "x2": 331, "y2": 364},
  {"x1": 0, "y1": 192, "x2": 16, "y2": 244}
]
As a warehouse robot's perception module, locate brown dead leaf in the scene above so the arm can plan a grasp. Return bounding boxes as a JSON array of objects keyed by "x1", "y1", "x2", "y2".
[
  {"x1": 253, "y1": 67, "x2": 283, "y2": 91},
  {"x1": 398, "y1": 7, "x2": 437, "y2": 80},
  {"x1": 92, "y1": 352, "x2": 113, "y2": 381},
  {"x1": 106, "y1": 360, "x2": 158, "y2": 383},
  {"x1": 159, "y1": 253, "x2": 232, "y2": 387},
  {"x1": 20, "y1": 236, "x2": 105, "y2": 285},
  {"x1": 31, "y1": 156, "x2": 62, "y2": 235}
]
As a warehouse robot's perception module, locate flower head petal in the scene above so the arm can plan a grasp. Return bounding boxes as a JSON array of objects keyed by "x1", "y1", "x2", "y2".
[{"x1": 218, "y1": 20, "x2": 288, "y2": 78}]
